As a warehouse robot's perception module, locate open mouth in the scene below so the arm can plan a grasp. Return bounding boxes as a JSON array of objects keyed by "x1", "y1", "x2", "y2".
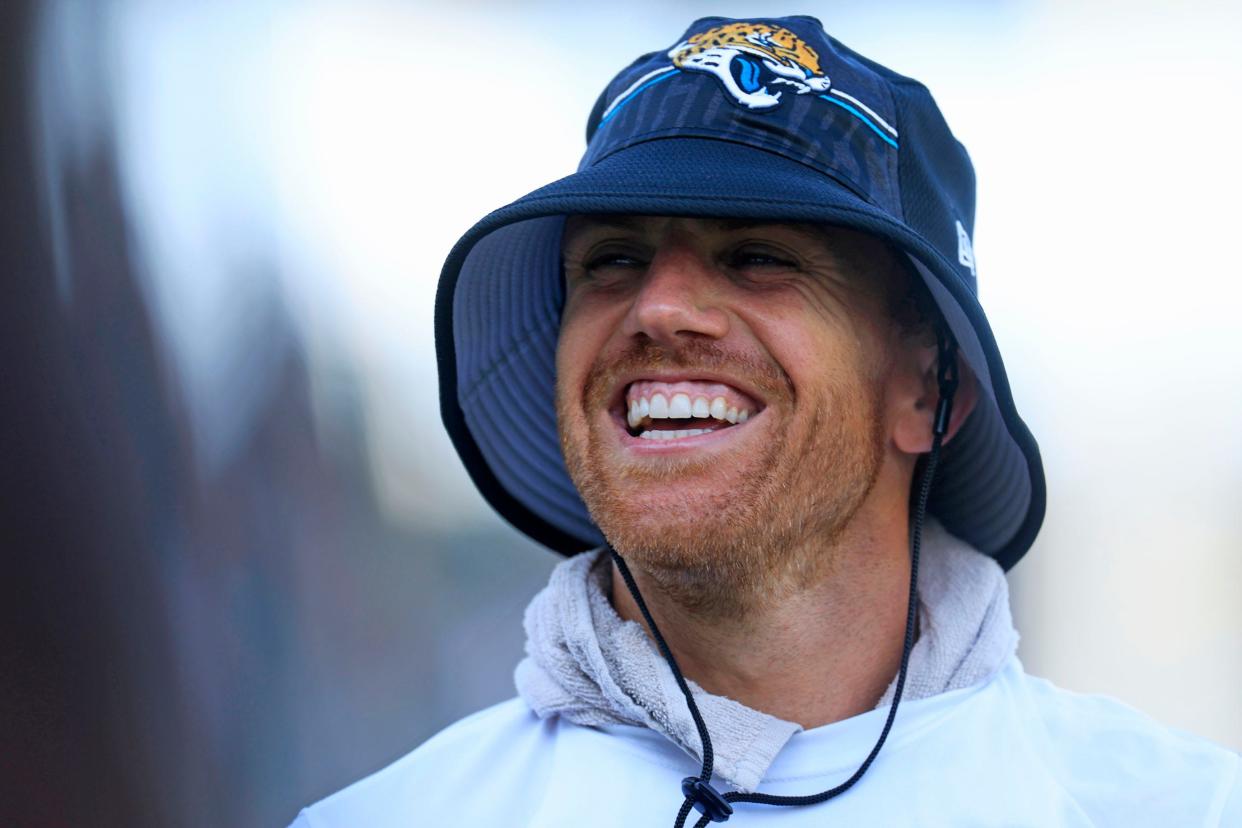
[{"x1": 617, "y1": 379, "x2": 763, "y2": 441}]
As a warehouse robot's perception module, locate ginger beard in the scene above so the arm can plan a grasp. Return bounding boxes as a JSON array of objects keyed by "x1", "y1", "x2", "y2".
[{"x1": 557, "y1": 337, "x2": 887, "y2": 618}]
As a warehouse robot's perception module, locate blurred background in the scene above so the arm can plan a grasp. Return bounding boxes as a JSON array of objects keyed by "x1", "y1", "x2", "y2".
[{"x1": 2, "y1": 0, "x2": 1238, "y2": 825}]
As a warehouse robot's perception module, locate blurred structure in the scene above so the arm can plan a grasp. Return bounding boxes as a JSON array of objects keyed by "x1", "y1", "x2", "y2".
[
  {"x1": 5, "y1": 2, "x2": 555, "y2": 825},
  {"x1": 2, "y1": 1, "x2": 1238, "y2": 826}
]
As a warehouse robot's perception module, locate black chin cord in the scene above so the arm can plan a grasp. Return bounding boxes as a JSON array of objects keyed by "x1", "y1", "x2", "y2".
[{"x1": 609, "y1": 334, "x2": 960, "y2": 827}]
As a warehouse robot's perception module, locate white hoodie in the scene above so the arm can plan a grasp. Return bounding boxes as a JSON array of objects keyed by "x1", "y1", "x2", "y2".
[{"x1": 292, "y1": 526, "x2": 1241, "y2": 826}]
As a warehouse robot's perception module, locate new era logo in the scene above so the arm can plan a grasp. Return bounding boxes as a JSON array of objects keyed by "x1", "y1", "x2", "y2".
[{"x1": 955, "y1": 220, "x2": 976, "y2": 278}]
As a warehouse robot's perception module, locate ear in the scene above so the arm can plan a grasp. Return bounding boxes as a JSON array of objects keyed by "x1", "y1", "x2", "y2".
[{"x1": 892, "y1": 347, "x2": 979, "y2": 455}]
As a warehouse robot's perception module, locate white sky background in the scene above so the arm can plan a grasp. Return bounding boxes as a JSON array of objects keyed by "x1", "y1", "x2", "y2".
[{"x1": 104, "y1": 0, "x2": 1241, "y2": 748}]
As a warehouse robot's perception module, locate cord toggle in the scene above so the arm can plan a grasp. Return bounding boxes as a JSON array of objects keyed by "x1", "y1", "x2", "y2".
[{"x1": 681, "y1": 777, "x2": 733, "y2": 823}]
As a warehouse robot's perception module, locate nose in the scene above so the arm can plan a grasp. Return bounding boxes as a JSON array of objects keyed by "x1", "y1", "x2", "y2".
[{"x1": 621, "y1": 245, "x2": 730, "y2": 345}]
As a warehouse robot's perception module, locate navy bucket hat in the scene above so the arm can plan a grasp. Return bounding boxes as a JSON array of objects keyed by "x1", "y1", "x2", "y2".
[{"x1": 435, "y1": 15, "x2": 1045, "y2": 570}]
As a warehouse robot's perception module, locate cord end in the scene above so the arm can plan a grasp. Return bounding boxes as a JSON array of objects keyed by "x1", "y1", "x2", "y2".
[
  {"x1": 933, "y1": 394, "x2": 954, "y2": 438},
  {"x1": 933, "y1": 330, "x2": 960, "y2": 439}
]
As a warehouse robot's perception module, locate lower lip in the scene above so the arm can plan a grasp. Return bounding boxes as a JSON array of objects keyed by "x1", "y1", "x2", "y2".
[{"x1": 610, "y1": 410, "x2": 762, "y2": 452}]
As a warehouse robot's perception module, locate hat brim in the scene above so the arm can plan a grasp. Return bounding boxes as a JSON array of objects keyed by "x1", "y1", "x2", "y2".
[{"x1": 436, "y1": 137, "x2": 1045, "y2": 569}]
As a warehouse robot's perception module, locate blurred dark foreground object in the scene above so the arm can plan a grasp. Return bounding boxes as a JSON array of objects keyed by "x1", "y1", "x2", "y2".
[
  {"x1": 1, "y1": 5, "x2": 554, "y2": 825},
  {"x1": 2, "y1": 3, "x2": 189, "y2": 822}
]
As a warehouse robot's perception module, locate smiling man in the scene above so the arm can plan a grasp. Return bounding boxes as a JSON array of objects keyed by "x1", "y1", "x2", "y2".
[
  {"x1": 553, "y1": 216, "x2": 975, "y2": 735},
  {"x1": 292, "y1": 16, "x2": 1240, "y2": 827}
]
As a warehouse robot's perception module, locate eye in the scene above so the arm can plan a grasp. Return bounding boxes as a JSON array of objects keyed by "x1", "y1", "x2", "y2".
[
  {"x1": 585, "y1": 252, "x2": 645, "y2": 272},
  {"x1": 566, "y1": 247, "x2": 651, "y2": 291},
  {"x1": 727, "y1": 247, "x2": 798, "y2": 271}
]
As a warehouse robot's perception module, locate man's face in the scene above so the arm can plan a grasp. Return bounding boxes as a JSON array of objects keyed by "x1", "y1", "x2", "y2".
[{"x1": 556, "y1": 216, "x2": 914, "y2": 611}]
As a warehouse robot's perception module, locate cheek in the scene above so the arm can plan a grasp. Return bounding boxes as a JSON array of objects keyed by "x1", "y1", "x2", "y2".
[
  {"x1": 554, "y1": 326, "x2": 588, "y2": 411},
  {"x1": 741, "y1": 298, "x2": 871, "y2": 394},
  {"x1": 556, "y1": 294, "x2": 620, "y2": 407}
]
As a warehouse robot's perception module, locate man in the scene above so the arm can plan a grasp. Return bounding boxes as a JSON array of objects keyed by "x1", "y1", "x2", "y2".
[{"x1": 293, "y1": 16, "x2": 1240, "y2": 826}]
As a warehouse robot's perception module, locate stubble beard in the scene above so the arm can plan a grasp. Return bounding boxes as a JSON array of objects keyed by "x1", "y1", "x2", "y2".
[{"x1": 558, "y1": 339, "x2": 886, "y2": 621}]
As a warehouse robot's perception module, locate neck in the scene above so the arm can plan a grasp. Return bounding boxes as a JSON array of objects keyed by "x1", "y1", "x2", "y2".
[{"x1": 609, "y1": 494, "x2": 913, "y2": 729}]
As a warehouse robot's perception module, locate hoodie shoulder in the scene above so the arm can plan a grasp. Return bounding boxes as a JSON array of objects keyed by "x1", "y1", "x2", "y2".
[
  {"x1": 293, "y1": 698, "x2": 556, "y2": 828},
  {"x1": 1017, "y1": 673, "x2": 1240, "y2": 826}
]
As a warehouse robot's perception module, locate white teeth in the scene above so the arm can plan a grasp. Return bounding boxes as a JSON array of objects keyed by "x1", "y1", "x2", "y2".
[
  {"x1": 649, "y1": 393, "x2": 669, "y2": 419},
  {"x1": 637, "y1": 428, "x2": 711, "y2": 440},
  {"x1": 626, "y1": 388, "x2": 757, "y2": 431},
  {"x1": 669, "y1": 393, "x2": 692, "y2": 419}
]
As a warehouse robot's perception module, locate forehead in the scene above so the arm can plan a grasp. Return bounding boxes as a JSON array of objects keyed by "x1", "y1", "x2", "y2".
[{"x1": 562, "y1": 214, "x2": 836, "y2": 247}]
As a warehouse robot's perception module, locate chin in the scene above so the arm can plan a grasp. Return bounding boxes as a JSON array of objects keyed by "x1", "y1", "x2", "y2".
[
  {"x1": 572, "y1": 421, "x2": 775, "y2": 548},
  {"x1": 598, "y1": 482, "x2": 759, "y2": 556},
  {"x1": 577, "y1": 449, "x2": 789, "y2": 584}
]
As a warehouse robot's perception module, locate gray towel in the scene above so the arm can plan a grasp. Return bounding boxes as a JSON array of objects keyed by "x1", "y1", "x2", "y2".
[{"x1": 515, "y1": 519, "x2": 1017, "y2": 792}]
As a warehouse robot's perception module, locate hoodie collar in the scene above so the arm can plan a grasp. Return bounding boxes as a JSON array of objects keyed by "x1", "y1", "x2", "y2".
[{"x1": 515, "y1": 520, "x2": 1017, "y2": 792}]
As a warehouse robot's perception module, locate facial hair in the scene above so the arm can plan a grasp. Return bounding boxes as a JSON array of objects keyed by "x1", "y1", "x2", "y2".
[{"x1": 557, "y1": 337, "x2": 886, "y2": 621}]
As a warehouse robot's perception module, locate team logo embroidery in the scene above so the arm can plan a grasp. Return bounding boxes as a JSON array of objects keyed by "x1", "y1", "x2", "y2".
[
  {"x1": 669, "y1": 22, "x2": 831, "y2": 111},
  {"x1": 598, "y1": 22, "x2": 900, "y2": 149}
]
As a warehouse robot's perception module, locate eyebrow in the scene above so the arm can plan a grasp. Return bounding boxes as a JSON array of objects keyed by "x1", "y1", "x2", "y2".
[{"x1": 709, "y1": 218, "x2": 832, "y2": 246}]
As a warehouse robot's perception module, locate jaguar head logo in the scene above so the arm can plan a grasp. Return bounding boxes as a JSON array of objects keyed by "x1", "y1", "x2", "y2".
[{"x1": 669, "y1": 22, "x2": 832, "y2": 110}]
